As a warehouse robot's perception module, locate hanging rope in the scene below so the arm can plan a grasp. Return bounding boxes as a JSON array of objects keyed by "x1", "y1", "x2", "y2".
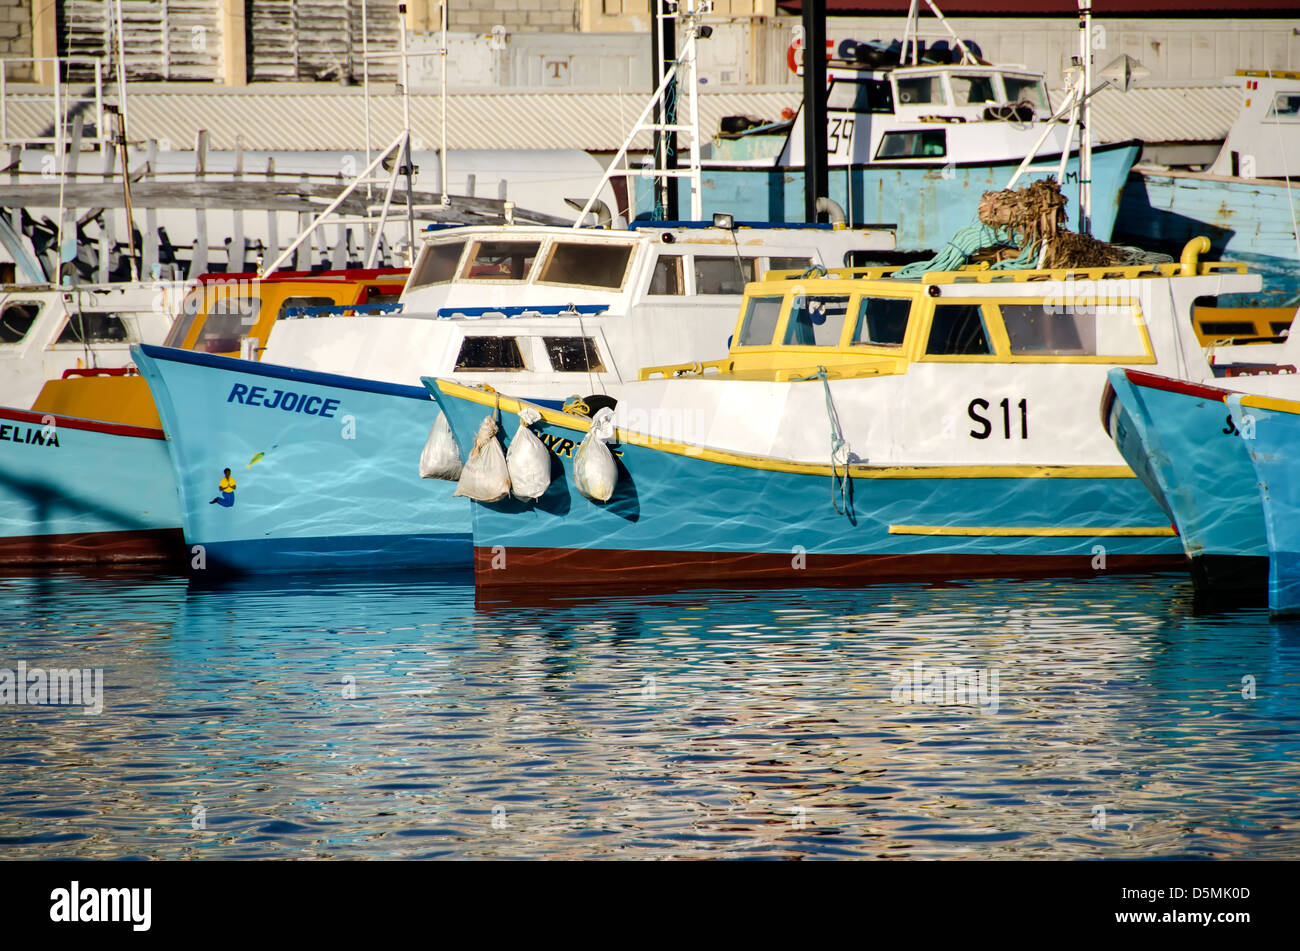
[{"x1": 794, "y1": 365, "x2": 852, "y2": 516}]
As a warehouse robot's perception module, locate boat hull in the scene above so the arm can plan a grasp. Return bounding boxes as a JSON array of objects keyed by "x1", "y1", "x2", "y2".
[
  {"x1": 430, "y1": 380, "x2": 1184, "y2": 590},
  {"x1": 642, "y1": 142, "x2": 1140, "y2": 250},
  {"x1": 133, "y1": 345, "x2": 471, "y2": 575},
  {"x1": 0, "y1": 407, "x2": 183, "y2": 566},
  {"x1": 1103, "y1": 368, "x2": 1269, "y2": 596},
  {"x1": 1228, "y1": 394, "x2": 1300, "y2": 614},
  {"x1": 1117, "y1": 170, "x2": 1300, "y2": 309}
]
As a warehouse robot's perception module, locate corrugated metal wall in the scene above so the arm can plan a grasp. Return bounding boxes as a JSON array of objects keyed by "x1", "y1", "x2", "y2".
[
  {"x1": 248, "y1": 0, "x2": 399, "y2": 83},
  {"x1": 60, "y1": 0, "x2": 221, "y2": 81}
]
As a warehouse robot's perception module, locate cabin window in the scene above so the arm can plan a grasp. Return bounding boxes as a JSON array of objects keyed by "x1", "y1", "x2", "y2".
[
  {"x1": 852, "y1": 296, "x2": 912, "y2": 347},
  {"x1": 543, "y1": 336, "x2": 605, "y2": 372},
  {"x1": 649, "y1": 254, "x2": 684, "y2": 295},
  {"x1": 163, "y1": 289, "x2": 203, "y2": 347},
  {"x1": 1270, "y1": 92, "x2": 1300, "y2": 118},
  {"x1": 737, "y1": 296, "x2": 783, "y2": 347},
  {"x1": 455, "y1": 336, "x2": 526, "y2": 371},
  {"x1": 191, "y1": 297, "x2": 261, "y2": 352},
  {"x1": 410, "y1": 241, "x2": 465, "y2": 288},
  {"x1": 926, "y1": 304, "x2": 991, "y2": 355},
  {"x1": 876, "y1": 130, "x2": 947, "y2": 159},
  {"x1": 1002, "y1": 303, "x2": 1094, "y2": 355},
  {"x1": 767, "y1": 256, "x2": 813, "y2": 276},
  {"x1": 278, "y1": 296, "x2": 335, "y2": 318},
  {"x1": 784, "y1": 295, "x2": 850, "y2": 347},
  {"x1": 951, "y1": 74, "x2": 997, "y2": 105},
  {"x1": 56, "y1": 312, "x2": 130, "y2": 345},
  {"x1": 896, "y1": 75, "x2": 945, "y2": 105},
  {"x1": 695, "y1": 255, "x2": 756, "y2": 295},
  {"x1": 0, "y1": 302, "x2": 41, "y2": 344},
  {"x1": 462, "y1": 241, "x2": 540, "y2": 281},
  {"x1": 827, "y1": 78, "x2": 894, "y2": 113},
  {"x1": 1000, "y1": 302, "x2": 1146, "y2": 358},
  {"x1": 1003, "y1": 76, "x2": 1048, "y2": 109},
  {"x1": 539, "y1": 242, "x2": 633, "y2": 289},
  {"x1": 1272, "y1": 321, "x2": 1294, "y2": 337}
]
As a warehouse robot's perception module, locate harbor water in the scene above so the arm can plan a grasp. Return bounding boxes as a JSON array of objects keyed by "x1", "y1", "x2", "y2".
[{"x1": 2, "y1": 569, "x2": 1297, "y2": 860}]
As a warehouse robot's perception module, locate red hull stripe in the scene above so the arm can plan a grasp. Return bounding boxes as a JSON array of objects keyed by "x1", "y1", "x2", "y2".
[
  {"x1": 0, "y1": 406, "x2": 165, "y2": 440},
  {"x1": 473, "y1": 546, "x2": 1187, "y2": 588},
  {"x1": 1122, "y1": 368, "x2": 1229, "y2": 403},
  {"x1": 0, "y1": 528, "x2": 184, "y2": 566}
]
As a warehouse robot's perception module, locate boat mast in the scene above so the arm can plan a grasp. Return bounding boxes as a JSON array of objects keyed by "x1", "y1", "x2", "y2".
[{"x1": 1079, "y1": 0, "x2": 1093, "y2": 235}]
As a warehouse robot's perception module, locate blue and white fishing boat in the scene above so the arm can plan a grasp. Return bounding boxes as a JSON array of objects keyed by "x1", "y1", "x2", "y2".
[
  {"x1": 425, "y1": 239, "x2": 1259, "y2": 590},
  {"x1": 673, "y1": 59, "x2": 1139, "y2": 248},
  {"x1": 1227, "y1": 391, "x2": 1300, "y2": 614},
  {"x1": 132, "y1": 221, "x2": 894, "y2": 574},
  {"x1": 636, "y1": 0, "x2": 1138, "y2": 247},
  {"x1": 1102, "y1": 355, "x2": 1300, "y2": 598}
]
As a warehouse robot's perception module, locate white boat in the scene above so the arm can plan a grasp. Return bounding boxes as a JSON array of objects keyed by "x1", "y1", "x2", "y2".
[
  {"x1": 0, "y1": 282, "x2": 176, "y2": 409},
  {"x1": 130, "y1": 218, "x2": 896, "y2": 573}
]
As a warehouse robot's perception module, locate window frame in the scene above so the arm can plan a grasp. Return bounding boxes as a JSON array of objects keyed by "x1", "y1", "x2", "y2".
[
  {"x1": 0, "y1": 300, "x2": 44, "y2": 346},
  {"x1": 535, "y1": 239, "x2": 636, "y2": 291}
]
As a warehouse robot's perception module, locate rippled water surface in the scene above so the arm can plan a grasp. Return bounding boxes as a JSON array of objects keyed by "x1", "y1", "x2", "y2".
[{"x1": 1, "y1": 569, "x2": 1298, "y2": 860}]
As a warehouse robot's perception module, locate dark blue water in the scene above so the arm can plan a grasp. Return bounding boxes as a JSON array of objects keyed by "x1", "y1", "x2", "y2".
[{"x1": 1, "y1": 569, "x2": 1297, "y2": 859}]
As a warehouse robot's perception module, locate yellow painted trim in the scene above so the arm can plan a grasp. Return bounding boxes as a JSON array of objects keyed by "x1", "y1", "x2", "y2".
[
  {"x1": 890, "y1": 524, "x2": 1176, "y2": 537},
  {"x1": 1237, "y1": 393, "x2": 1300, "y2": 415},
  {"x1": 433, "y1": 378, "x2": 1139, "y2": 480}
]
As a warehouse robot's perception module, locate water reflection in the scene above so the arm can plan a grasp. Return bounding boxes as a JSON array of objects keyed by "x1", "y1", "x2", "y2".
[{"x1": 1, "y1": 569, "x2": 1297, "y2": 859}]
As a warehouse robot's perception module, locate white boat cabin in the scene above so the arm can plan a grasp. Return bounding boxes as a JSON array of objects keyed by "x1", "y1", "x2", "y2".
[
  {"x1": 261, "y1": 221, "x2": 895, "y2": 395},
  {"x1": 718, "y1": 62, "x2": 1064, "y2": 168},
  {"x1": 1210, "y1": 70, "x2": 1300, "y2": 180},
  {"x1": 0, "y1": 283, "x2": 175, "y2": 409}
]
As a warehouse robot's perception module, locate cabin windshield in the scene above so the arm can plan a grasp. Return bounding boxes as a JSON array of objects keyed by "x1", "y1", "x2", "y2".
[
  {"x1": 827, "y1": 78, "x2": 894, "y2": 113},
  {"x1": 784, "y1": 295, "x2": 851, "y2": 346},
  {"x1": 852, "y1": 296, "x2": 912, "y2": 347},
  {"x1": 737, "y1": 296, "x2": 784, "y2": 347},
  {"x1": 539, "y1": 242, "x2": 634, "y2": 289},
  {"x1": 462, "y1": 240, "x2": 540, "y2": 281},
  {"x1": 1003, "y1": 75, "x2": 1048, "y2": 109},
  {"x1": 409, "y1": 241, "x2": 466, "y2": 289},
  {"x1": 895, "y1": 74, "x2": 947, "y2": 106},
  {"x1": 163, "y1": 289, "x2": 204, "y2": 347},
  {"x1": 950, "y1": 74, "x2": 998, "y2": 105}
]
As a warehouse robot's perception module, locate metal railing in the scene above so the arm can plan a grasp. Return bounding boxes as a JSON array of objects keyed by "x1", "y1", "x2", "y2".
[{"x1": 0, "y1": 56, "x2": 110, "y2": 150}]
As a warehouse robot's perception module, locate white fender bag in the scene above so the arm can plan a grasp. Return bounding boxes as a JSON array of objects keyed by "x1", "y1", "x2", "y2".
[
  {"x1": 506, "y1": 407, "x2": 552, "y2": 501},
  {"x1": 453, "y1": 414, "x2": 511, "y2": 502},
  {"x1": 419, "y1": 411, "x2": 463, "y2": 481},
  {"x1": 573, "y1": 407, "x2": 618, "y2": 503}
]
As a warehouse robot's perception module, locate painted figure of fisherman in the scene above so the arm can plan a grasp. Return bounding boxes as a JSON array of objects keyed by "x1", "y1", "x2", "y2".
[{"x1": 209, "y1": 468, "x2": 236, "y2": 507}]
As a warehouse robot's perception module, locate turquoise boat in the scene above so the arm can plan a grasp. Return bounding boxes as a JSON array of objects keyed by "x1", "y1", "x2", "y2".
[
  {"x1": 1102, "y1": 369, "x2": 1272, "y2": 596},
  {"x1": 425, "y1": 241, "x2": 1256, "y2": 589},
  {"x1": 131, "y1": 345, "x2": 469, "y2": 574},
  {"x1": 0, "y1": 406, "x2": 181, "y2": 565},
  {"x1": 655, "y1": 142, "x2": 1140, "y2": 251},
  {"x1": 1228, "y1": 392, "x2": 1300, "y2": 615},
  {"x1": 130, "y1": 222, "x2": 887, "y2": 575}
]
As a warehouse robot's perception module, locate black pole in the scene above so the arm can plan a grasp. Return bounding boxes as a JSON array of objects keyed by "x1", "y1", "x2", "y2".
[
  {"x1": 650, "y1": 4, "x2": 663, "y2": 219},
  {"x1": 661, "y1": 1, "x2": 679, "y2": 221},
  {"x1": 802, "y1": 0, "x2": 828, "y2": 223}
]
